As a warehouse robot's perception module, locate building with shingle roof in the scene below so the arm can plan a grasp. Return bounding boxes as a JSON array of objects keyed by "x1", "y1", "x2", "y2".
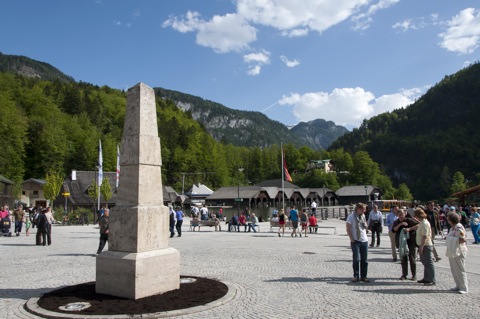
[
  {"x1": 0, "y1": 174, "x2": 15, "y2": 208},
  {"x1": 335, "y1": 185, "x2": 382, "y2": 205}
]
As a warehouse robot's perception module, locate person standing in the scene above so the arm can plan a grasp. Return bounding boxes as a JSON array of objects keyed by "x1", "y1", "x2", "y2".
[
  {"x1": 385, "y1": 205, "x2": 399, "y2": 261},
  {"x1": 425, "y1": 201, "x2": 441, "y2": 261},
  {"x1": 367, "y1": 204, "x2": 383, "y2": 247},
  {"x1": 311, "y1": 200, "x2": 317, "y2": 216},
  {"x1": 96, "y1": 210, "x2": 110, "y2": 255},
  {"x1": 289, "y1": 205, "x2": 299, "y2": 237},
  {"x1": 346, "y1": 203, "x2": 369, "y2": 283},
  {"x1": 35, "y1": 209, "x2": 47, "y2": 246},
  {"x1": 415, "y1": 208, "x2": 436, "y2": 286},
  {"x1": 44, "y1": 207, "x2": 54, "y2": 245},
  {"x1": 169, "y1": 206, "x2": 176, "y2": 238},
  {"x1": 469, "y1": 206, "x2": 480, "y2": 244},
  {"x1": 300, "y1": 208, "x2": 308, "y2": 237},
  {"x1": 200, "y1": 205, "x2": 208, "y2": 221},
  {"x1": 175, "y1": 207, "x2": 184, "y2": 237},
  {"x1": 392, "y1": 209, "x2": 418, "y2": 281},
  {"x1": 13, "y1": 205, "x2": 25, "y2": 236},
  {"x1": 446, "y1": 212, "x2": 468, "y2": 294}
]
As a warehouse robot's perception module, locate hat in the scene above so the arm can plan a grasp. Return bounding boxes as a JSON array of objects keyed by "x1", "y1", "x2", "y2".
[{"x1": 449, "y1": 206, "x2": 456, "y2": 211}]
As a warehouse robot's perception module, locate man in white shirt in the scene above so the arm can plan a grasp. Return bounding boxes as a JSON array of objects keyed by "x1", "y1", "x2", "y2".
[
  {"x1": 200, "y1": 205, "x2": 208, "y2": 221},
  {"x1": 346, "y1": 203, "x2": 369, "y2": 283},
  {"x1": 311, "y1": 200, "x2": 317, "y2": 216}
]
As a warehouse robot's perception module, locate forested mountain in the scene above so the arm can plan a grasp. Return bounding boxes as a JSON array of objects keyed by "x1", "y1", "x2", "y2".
[
  {"x1": 155, "y1": 88, "x2": 348, "y2": 149},
  {"x1": 290, "y1": 119, "x2": 349, "y2": 150},
  {"x1": 0, "y1": 52, "x2": 74, "y2": 83},
  {"x1": 329, "y1": 62, "x2": 480, "y2": 200}
]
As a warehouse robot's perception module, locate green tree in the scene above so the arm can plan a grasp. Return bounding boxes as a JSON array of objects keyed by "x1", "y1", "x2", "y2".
[
  {"x1": 450, "y1": 171, "x2": 467, "y2": 194},
  {"x1": 395, "y1": 183, "x2": 413, "y2": 201},
  {"x1": 43, "y1": 170, "x2": 64, "y2": 207},
  {"x1": 351, "y1": 151, "x2": 379, "y2": 185},
  {"x1": 100, "y1": 177, "x2": 112, "y2": 208}
]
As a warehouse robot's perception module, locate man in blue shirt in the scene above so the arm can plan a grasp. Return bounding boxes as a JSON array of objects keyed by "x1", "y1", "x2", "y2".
[
  {"x1": 289, "y1": 205, "x2": 299, "y2": 237},
  {"x1": 175, "y1": 207, "x2": 184, "y2": 237},
  {"x1": 385, "y1": 205, "x2": 399, "y2": 261}
]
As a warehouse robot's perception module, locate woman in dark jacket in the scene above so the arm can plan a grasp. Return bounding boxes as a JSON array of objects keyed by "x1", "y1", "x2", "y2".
[{"x1": 392, "y1": 209, "x2": 418, "y2": 281}]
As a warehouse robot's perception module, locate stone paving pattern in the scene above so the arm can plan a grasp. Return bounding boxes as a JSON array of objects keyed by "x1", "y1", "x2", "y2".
[{"x1": 1, "y1": 218, "x2": 479, "y2": 318}]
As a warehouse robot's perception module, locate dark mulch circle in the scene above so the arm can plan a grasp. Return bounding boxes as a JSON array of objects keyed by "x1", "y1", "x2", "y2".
[{"x1": 37, "y1": 276, "x2": 228, "y2": 316}]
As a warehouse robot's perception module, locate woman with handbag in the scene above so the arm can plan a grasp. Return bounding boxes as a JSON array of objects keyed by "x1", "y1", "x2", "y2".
[
  {"x1": 446, "y1": 212, "x2": 468, "y2": 294},
  {"x1": 469, "y1": 206, "x2": 480, "y2": 244}
]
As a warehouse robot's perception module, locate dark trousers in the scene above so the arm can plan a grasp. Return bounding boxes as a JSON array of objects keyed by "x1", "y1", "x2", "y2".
[
  {"x1": 176, "y1": 220, "x2": 183, "y2": 236},
  {"x1": 370, "y1": 223, "x2": 381, "y2": 246},
  {"x1": 169, "y1": 219, "x2": 175, "y2": 237},
  {"x1": 97, "y1": 233, "x2": 108, "y2": 254},
  {"x1": 401, "y1": 242, "x2": 417, "y2": 278},
  {"x1": 351, "y1": 241, "x2": 368, "y2": 279},
  {"x1": 15, "y1": 221, "x2": 23, "y2": 234},
  {"x1": 36, "y1": 227, "x2": 44, "y2": 245}
]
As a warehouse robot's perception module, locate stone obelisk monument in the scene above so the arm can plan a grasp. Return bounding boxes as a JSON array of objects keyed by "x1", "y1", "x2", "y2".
[{"x1": 96, "y1": 82, "x2": 180, "y2": 299}]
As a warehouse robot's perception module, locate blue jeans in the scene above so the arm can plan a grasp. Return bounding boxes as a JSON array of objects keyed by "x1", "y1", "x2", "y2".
[
  {"x1": 351, "y1": 241, "x2": 368, "y2": 279},
  {"x1": 420, "y1": 245, "x2": 435, "y2": 283},
  {"x1": 471, "y1": 224, "x2": 480, "y2": 243}
]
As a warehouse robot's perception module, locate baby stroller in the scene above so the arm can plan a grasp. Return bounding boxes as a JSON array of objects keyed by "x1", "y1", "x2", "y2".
[{"x1": 1, "y1": 217, "x2": 12, "y2": 237}]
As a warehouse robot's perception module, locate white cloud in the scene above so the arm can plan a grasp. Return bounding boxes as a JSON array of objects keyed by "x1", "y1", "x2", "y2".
[
  {"x1": 164, "y1": 0, "x2": 375, "y2": 54},
  {"x1": 439, "y1": 8, "x2": 480, "y2": 54},
  {"x1": 247, "y1": 65, "x2": 262, "y2": 76},
  {"x1": 243, "y1": 50, "x2": 270, "y2": 75},
  {"x1": 352, "y1": 0, "x2": 399, "y2": 31},
  {"x1": 113, "y1": 20, "x2": 122, "y2": 26},
  {"x1": 277, "y1": 86, "x2": 425, "y2": 127},
  {"x1": 392, "y1": 19, "x2": 417, "y2": 32},
  {"x1": 280, "y1": 55, "x2": 300, "y2": 67}
]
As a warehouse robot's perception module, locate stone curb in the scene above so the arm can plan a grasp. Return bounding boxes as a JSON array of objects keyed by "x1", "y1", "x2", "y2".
[{"x1": 24, "y1": 280, "x2": 239, "y2": 319}]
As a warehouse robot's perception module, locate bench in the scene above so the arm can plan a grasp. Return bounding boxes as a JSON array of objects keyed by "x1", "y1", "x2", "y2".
[
  {"x1": 270, "y1": 220, "x2": 337, "y2": 235},
  {"x1": 228, "y1": 223, "x2": 260, "y2": 232},
  {"x1": 190, "y1": 220, "x2": 221, "y2": 231}
]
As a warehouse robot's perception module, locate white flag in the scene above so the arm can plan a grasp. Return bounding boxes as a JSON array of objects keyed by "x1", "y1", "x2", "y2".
[
  {"x1": 98, "y1": 140, "x2": 103, "y2": 186},
  {"x1": 116, "y1": 144, "x2": 120, "y2": 188}
]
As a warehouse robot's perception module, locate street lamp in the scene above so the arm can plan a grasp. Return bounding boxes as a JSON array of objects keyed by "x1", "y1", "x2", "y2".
[
  {"x1": 364, "y1": 185, "x2": 368, "y2": 204},
  {"x1": 237, "y1": 167, "x2": 244, "y2": 218}
]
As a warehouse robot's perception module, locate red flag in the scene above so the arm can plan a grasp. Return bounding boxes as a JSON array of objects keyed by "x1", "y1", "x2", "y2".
[{"x1": 283, "y1": 152, "x2": 293, "y2": 182}]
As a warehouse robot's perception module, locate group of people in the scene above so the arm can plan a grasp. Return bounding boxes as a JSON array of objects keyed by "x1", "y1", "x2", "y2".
[
  {"x1": 271, "y1": 205, "x2": 319, "y2": 238},
  {"x1": 347, "y1": 201, "x2": 470, "y2": 294},
  {"x1": 227, "y1": 211, "x2": 259, "y2": 232}
]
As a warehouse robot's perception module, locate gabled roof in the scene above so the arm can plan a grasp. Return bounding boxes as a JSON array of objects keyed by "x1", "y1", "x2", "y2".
[
  {"x1": 0, "y1": 174, "x2": 14, "y2": 185},
  {"x1": 187, "y1": 183, "x2": 214, "y2": 196},
  {"x1": 257, "y1": 179, "x2": 299, "y2": 188},
  {"x1": 23, "y1": 178, "x2": 46, "y2": 185},
  {"x1": 206, "y1": 186, "x2": 261, "y2": 200},
  {"x1": 336, "y1": 185, "x2": 379, "y2": 196},
  {"x1": 260, "y1": 187, "x2": 280, "y2": 199}
]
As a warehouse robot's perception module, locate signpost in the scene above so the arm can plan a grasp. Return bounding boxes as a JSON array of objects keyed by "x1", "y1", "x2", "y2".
[{"x1": 62, "y1": 192, "x2": 70, "y2": 217}]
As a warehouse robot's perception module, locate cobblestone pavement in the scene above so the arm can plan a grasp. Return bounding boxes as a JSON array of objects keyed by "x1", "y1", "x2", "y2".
[{"x1": 1, "y1": 218, "x2": 479, "y2": 319}]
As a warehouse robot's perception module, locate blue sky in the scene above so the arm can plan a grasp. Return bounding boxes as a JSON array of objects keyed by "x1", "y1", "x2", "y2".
[{"x1": 1, "y1": 1, "x2": 479, "y2": 129}]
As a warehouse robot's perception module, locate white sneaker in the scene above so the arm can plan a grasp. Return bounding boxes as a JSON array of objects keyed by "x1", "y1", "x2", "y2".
[{"x1": 458, "y1": 290, "x2": 467, "y2": 294}]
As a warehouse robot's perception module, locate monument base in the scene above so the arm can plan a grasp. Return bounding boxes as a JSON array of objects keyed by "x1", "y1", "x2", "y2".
[{"x1": 95, "y1": 247, "x2": 180, "y2": 300}]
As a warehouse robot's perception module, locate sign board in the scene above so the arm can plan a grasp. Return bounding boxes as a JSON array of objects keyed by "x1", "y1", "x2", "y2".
[
  {"x1": 235, "y1": 198, "x2": 242, "y2": 202},
  {"x1": 62, "y1": 192, "x2": 70, "y2": 196}
]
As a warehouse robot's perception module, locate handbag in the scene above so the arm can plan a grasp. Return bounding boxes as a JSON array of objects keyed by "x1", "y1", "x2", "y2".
[{"x1": 472, "y1": 217, "x2": 479, "y2": 226}]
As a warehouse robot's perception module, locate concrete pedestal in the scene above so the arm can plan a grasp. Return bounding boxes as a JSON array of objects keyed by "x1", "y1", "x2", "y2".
[{"x1": 96, "y1": 248, "x2": 180, "y2": 299}]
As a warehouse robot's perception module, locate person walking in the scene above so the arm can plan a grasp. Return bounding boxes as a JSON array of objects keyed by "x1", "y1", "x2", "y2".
[
  {"x1": 175, "y1": 207, "x2": 184, "y2": 237},
  {"x1": 248, "y1": 213, "x2": 259, "y2": 232},
  {"x1": 278, "y1": 209, "x2": 287, "y2": 237},
  {"x1": 346, "y1": 203, "x2": 369, "y2": 283},
  {"x1": 289, "y1": 205, "x2": 299, "y2": 237},
  {"x1": 96, "y1": 210, "x2": 109, "y2": 255},
  {"x1": 446, "y1": 212, "x2": 468, "y2": 294},
  {"x1": 300, "y1": 208, "x2": 308, "y2": 237},
  {"x1": 415, "y1": 208, "x2": 436, "y2": 286},
  {"x1": 469, "y1": 206, "x2": 480, "y2": 244},
  {"x1": 367, "y1": 204, "x2": 383, "y2": 247},
  {"x1": 13, "y1": 205, "x2": 25, "y2": 236},
  {"x1": 385, "y1": 205, "x2": 399, "y2": 261}
]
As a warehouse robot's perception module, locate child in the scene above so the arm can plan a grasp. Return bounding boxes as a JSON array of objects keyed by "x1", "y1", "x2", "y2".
[{"x1": 25, "y1": 218, "x2": 32, "y2": 236}]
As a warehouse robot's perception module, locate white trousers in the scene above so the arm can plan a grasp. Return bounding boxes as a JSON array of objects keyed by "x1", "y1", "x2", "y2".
[{"x1": 449, "y1": 253, "x2": 468, "y2": 292}]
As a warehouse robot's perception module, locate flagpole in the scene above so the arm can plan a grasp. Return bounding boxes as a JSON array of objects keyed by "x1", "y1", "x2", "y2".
[
  {"x1": 97, "y1": 140, "x2": 103, "y2": 212},
  {"x1": 116, "y1": 144, "x2": 120, "y2": 191},
  {"x1": 281, "y1": 143, "x2": 285, "y2": 209}
]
